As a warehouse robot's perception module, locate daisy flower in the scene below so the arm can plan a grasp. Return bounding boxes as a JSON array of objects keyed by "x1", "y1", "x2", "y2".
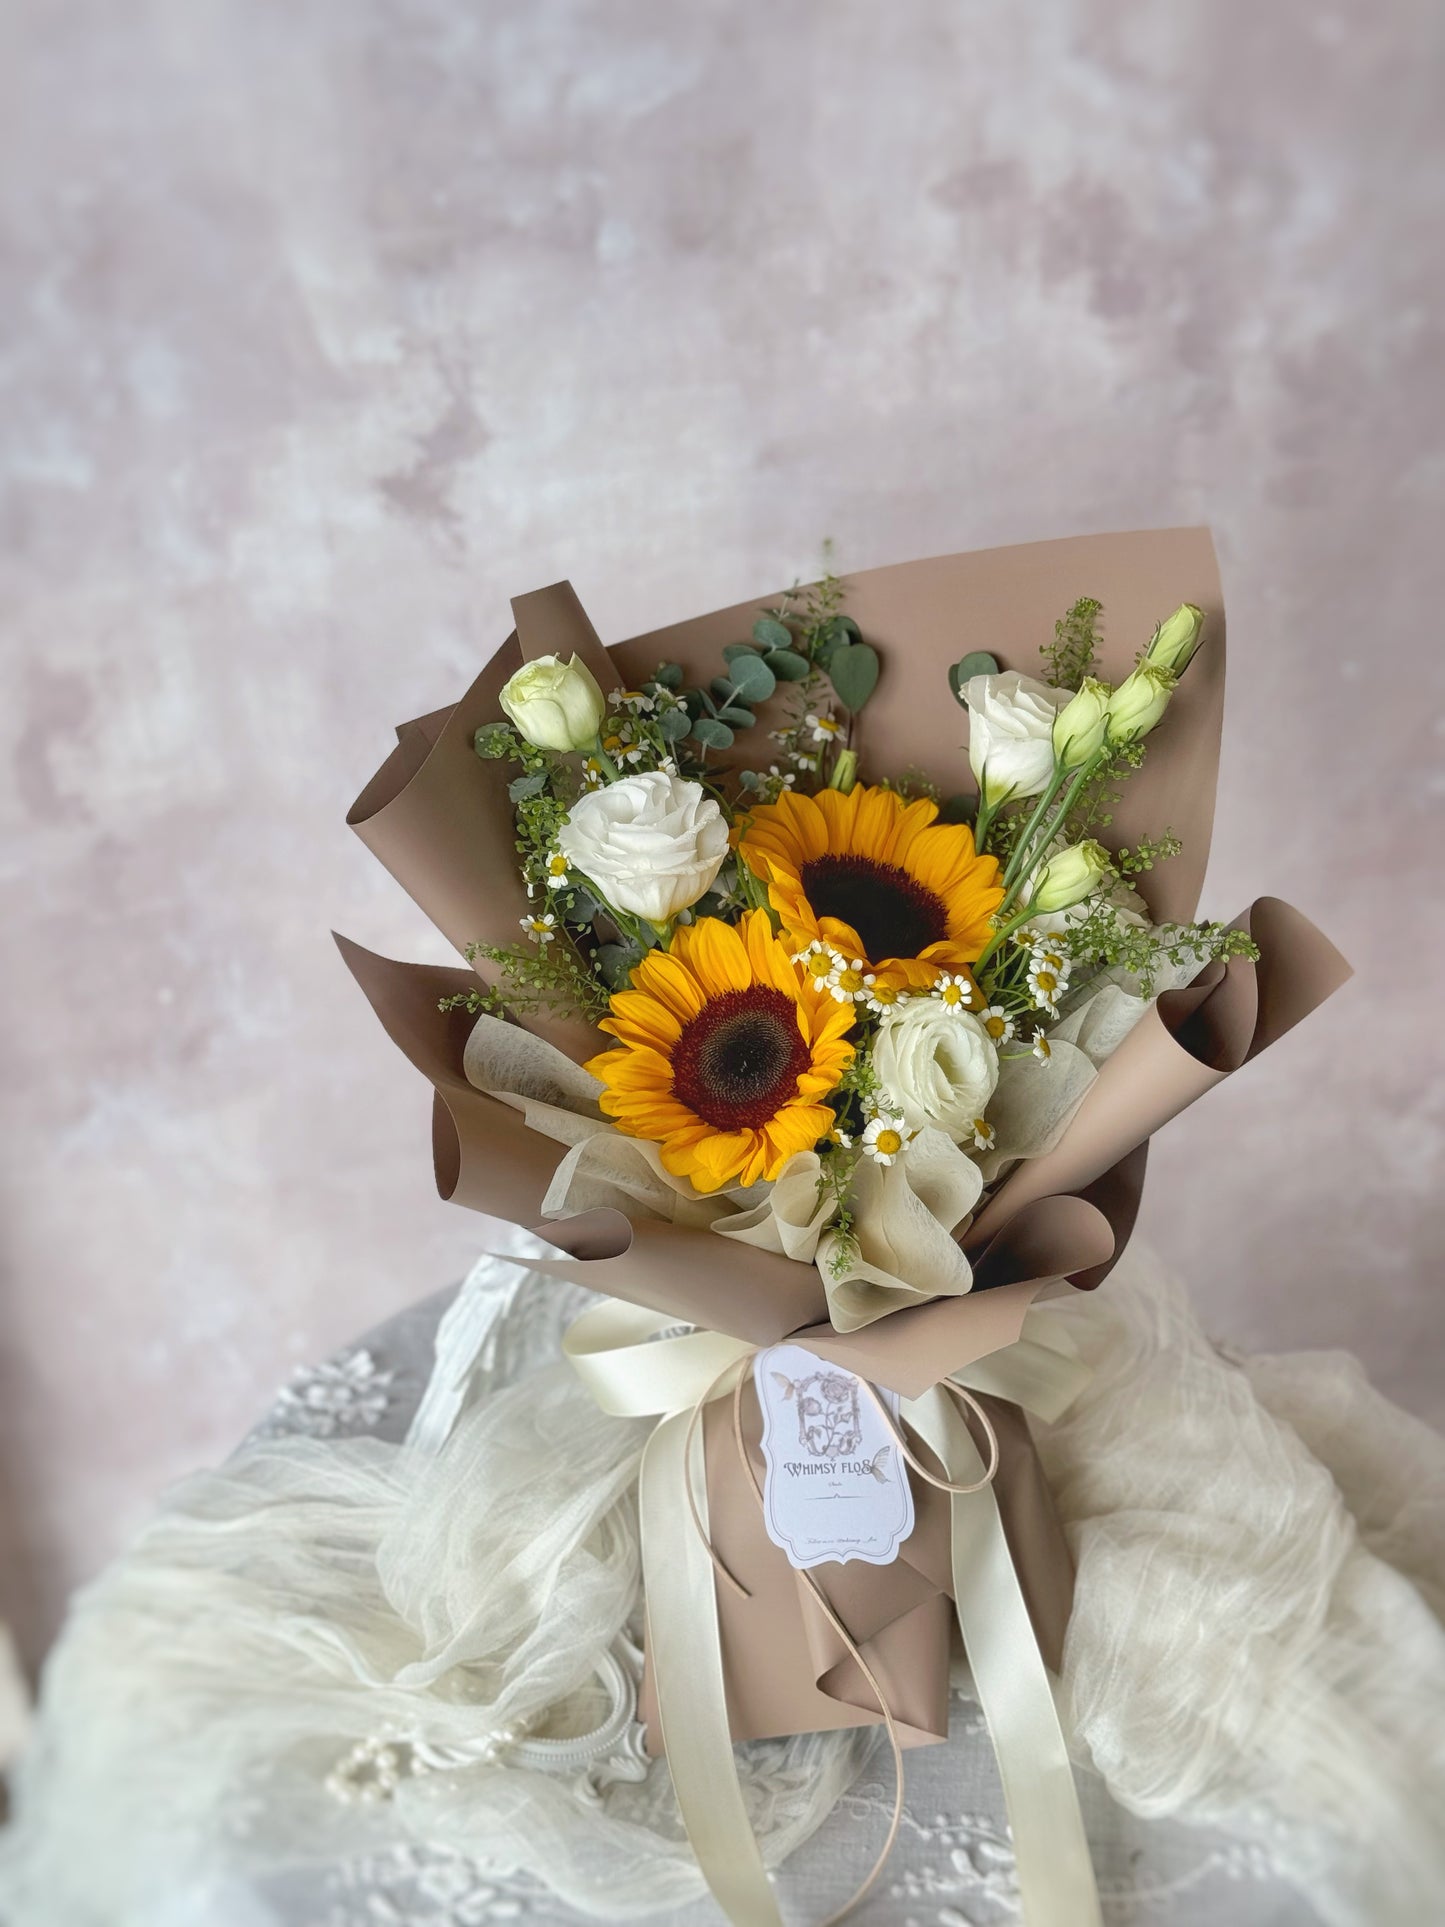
[
  {"x1": 805, "y1": 713, "x2": 844, "y2": 745},
  {"x1": 520, "y1": 912, "x2": 557, "y2": 945},
  {"x1": 971, "y1": 1117, "x2": 996, "y2": 1152},
  {"x1": 542, "y1": 851, "x2": 570, "y2": 890},
  {"x1": 601, "y1": 730, "x2": 645, "y2": 767},
  {"x1": 932, "y1": 972, "x2": 978, "y2": 1015},
  {"x1": 1027, "y1": 953, "x2": 1069, "y2": 1016},
  {"x1": 793, "y1": 941, "x2": 844, "y2": 990},
  {"x1": 862, "y1": 1115, "x2": 909, "y2": 1166},
  {"x1": 828, "y1": 957, "x2": 877, "y2": 1004},
  {"x1": 979, "y1": 1004, "x2": 1015, "y2": 1044}
]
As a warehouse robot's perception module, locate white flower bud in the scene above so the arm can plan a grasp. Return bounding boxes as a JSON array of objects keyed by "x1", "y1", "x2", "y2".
[
  {"x1": 1029, "y1": 839, "x2": 1114, "y2": 914},
  {"x1": 557, "y1": 771, "x2": 729, "y2": 923},
  {"x1": 964, "y1": 671, "x2": 1071, "y2": 804},
  {"x1": 1146, "y1": 603, "x2": 1205, "y2": 674},
  {"x1": 499, "y1": 653, "x2": 607, "y2": 753},
  {"x1": 1050, "y1": 677, "x2": 1111, "y2": 769},
  {"x1": 1105, "y1": 661, "x2": 1175, "y2": 742}
]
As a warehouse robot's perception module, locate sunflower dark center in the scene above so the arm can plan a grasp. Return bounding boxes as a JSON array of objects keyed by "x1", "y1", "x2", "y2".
[
  {"x1": 800, "y1": 854, "x2": 949, "y2": 964},
  {"x1": 671, "y1": 987, "x2": 810, "y2": 1132}
]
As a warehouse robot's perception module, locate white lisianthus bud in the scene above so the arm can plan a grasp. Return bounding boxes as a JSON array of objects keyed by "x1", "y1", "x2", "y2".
[
  {"x1": 872, "y1": 999, "x2": 999, "y2": 1140},
  {"x1": 1051, "y1": 677, "x2": 1112, "y2": 769},
  {"x1": 964, "y1": 671, "x2": 1071, "y2": 804},
  {"x1": 557, "y1": 771, "x2": 729, "y2": 923},
  {"x1": 1030, "y1": 839, "x2": 1114, "y2": 914},
  {"x1": 499, "y1": 653, "x2": 607, "y2": 753},
  {"x1": 1105, "y1": 661, "x2": 1175, "y2": 742},
  {"x1": 1145, "y1": 603, "x2": 1205, "y2": 674}
]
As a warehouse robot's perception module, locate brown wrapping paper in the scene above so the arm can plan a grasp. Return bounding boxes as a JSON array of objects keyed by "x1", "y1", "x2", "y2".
[{"x1": 340, "y1": 531, "x2": 1351, "y2": 1750}]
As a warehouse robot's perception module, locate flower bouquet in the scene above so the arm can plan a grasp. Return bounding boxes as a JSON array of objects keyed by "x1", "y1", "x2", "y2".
[{"x1": 341, "y1": 529, "x2": 1349, "y2": 1926}]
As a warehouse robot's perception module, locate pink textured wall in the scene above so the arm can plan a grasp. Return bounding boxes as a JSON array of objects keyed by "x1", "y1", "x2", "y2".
[{"x1": 2, "y1": 0, "x2": 1443, "y2": 1670}]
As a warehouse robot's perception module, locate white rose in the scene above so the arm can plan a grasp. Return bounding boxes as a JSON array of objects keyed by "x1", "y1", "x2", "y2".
[
  {"x1": 964, "y1": 671, "x2": 1071, "y2": 804},
  {"x1": 872, "y1": 998, "x2": 999, "y2": 1140},
  {"x1": 499, "y1": 652, "x2": 606, "y2": 752},
  {"x1": 557, "y1": 771, "x2": 729, "y2": 924}
]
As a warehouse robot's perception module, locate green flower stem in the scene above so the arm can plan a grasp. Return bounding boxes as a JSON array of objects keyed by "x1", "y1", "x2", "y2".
[
  {"x1": 973, "y1": 905, "x2": 1041, "y2": 976},
  {"x1": 590, "y1": 738, "x2": 623, "y2": 783},
  {"x1": 1000, "y1": 767, "x2": 1068, "y2": 889},
  {"x1": 992, "y1": 755, "x2": 1103, "y2": 923}
]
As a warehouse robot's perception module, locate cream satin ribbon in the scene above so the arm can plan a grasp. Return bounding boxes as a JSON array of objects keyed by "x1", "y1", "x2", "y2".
[{"x1": 564, "y1": 1296, "x2": 1100, "y2": 1927}]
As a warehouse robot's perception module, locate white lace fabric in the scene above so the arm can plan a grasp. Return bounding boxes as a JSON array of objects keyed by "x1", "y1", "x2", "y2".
[{"x1": 1, "y1": 1244, "x2": 1442, "y2": 1927}]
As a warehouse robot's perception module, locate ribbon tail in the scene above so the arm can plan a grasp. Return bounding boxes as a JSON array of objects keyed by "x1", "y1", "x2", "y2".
[
  {"x1": 640, "y1": 1409, "x2": 785, "y2": 1927},
  {"x1": 905, "y1": 1386, "x2": 1102, "y2": 1927}
]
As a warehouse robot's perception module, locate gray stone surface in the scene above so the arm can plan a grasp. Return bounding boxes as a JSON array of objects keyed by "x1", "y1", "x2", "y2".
[{"x1": 2, "y1": 0, "x2": 1442, "y2": 1669}]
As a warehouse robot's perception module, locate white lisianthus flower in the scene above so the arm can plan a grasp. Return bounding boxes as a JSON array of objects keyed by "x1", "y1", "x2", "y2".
[
  {"x1": 1105, "y1": 661, "x2": 1175, "y2": 742},
  {"x1": 557, "y1": 771, "x2": 729, "y2": 924},
  {"x1": 1030, "y1": 839, "x2": 1114, "y2": 915},
  {"x1": 1145, "y1": 602, "x2": 1205, "y2": 674},
  {"x1": 499, "y1": 653, "x2": 607, "y2": 752},
  {"x1": 1051, "y1": 677, "x2": 1112, "y2": 769},
  {"x1": 872, "y1": 998, "x2": 999, "y2": 1140},
  {"x1": 964, "y1": 671, "x2": 1071, "y2": 803}
]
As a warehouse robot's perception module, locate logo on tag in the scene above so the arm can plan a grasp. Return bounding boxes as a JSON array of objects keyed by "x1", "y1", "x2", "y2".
[{"x1": 753, "y1": 1344, "x2": 915, "y2": 1570}]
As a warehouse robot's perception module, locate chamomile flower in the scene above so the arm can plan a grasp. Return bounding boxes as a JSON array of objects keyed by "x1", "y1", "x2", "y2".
[
  {"x1": 793, "y1": 752, "x2": 819, "y2": 773},
  {"x1": 863, "y1": 979, "x2": 905, "y2": 1015},
  {"x1": 805, "y1": 712, "x2": 844, "y2": 745},
  {"x1": 979, "y1": 1004, "x2": 1015, "y2": 1044},
  {"x1": 829, "y1": 1125, "x2": 854, "y2": 1150},
  {"x1": 542, "y1": 851, "x2": 570, "y2": 890},
  {"x1": 862, "y1": 1115, "x2": 910, "y2": 1166},
  {"x1": 1027, "y1": 951, "x2": 1069, "y2": 1016},
  {"x1": 768, "y1": 764, "x2": 796, "y2": 790},
  {"x1": 932, "y1": 972, "x2": 978, "y2": 1015},
  {"x1": 793, "y1": 941, "x2": 844, "y2": 989},
  {"x1": 656, "y1": 755, "x2": 679, "y2": 776},
  {"x1": 1033, "y1": 941, "x2": 1068, "y2": 977},
  {"x1": 613, "y1": 688, "x2": 656, "y2": 714},
  {"x1": 971, "y1": 1117, "x2": 996, "y2": 1152},
  {"x1": 601, "y1": 730, "x2": 645, "y2": 767},
  {"x1": 520, "y1": 912, "x2": 557, "y2": 945},
  {"x1": 1032, "y1": 1031, "x2": 1053, "y2": 1063},
  {"x1": 581, "y1": 755, "x2": 606, "y2": 788},
  {"x1": 828, "y1": 957, "x2": 876, "y2": 1004}
]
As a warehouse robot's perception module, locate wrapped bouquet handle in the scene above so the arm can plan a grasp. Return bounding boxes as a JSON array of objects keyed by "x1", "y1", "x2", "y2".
[{"x1": 564, "y1": 1289, "x2": 1102, "y2": 1927}]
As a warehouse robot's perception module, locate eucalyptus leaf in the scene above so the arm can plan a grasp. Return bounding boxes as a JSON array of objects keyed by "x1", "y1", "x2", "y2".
[
  {"x1": 727, "y1": 652, "x2": 777, "y2": 702},
  {"x1": 654, "y1": 662, "x2": 684, "y2": 688},
  {"x1": 716, "y1": 705, "x2": 756, "y2": 728},
  {"x1": 764, "y1": 647, "x2": 810, "y2": 681},
  {"x1": 595, "y1": 942, "x2": 643, "y2": 990},
  {"x1": 507, "y1": 770, "x2": 549, "y2": 801},
  {"x1": 723, "y1": 643, "x2": 762, "y2": 664},
  {"x1": 828, "y1": 642, "x2": 880, "y2": 714},
  {"x1": 659, "y1": 705, "x2": 692, "y2": 740},
  {"x1": 692, "y1": 717, "x2": 735, "y2": 751},
  {"x1": 567, "y1": 888, "x2": 601, "y2": 922},
  {"x1": 948, "y1": 652, "x2": 999, "y2": 705},
  {"x1": 752, "y1": 616, "x2": 793, "y2": 652}
]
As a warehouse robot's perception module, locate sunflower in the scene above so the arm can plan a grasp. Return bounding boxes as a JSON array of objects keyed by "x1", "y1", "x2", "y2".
[
  {"x1": 736, "y1": 784, "x2": 1004, "y2": 985},
  {"x1": 585, "y1": 909, "x2": 856, "y2": 1194}
]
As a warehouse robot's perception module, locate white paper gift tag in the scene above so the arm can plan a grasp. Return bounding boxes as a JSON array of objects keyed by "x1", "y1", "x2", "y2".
[{"x1": 753, "y1": 1343, "x2": 915, "y2": 1569}]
